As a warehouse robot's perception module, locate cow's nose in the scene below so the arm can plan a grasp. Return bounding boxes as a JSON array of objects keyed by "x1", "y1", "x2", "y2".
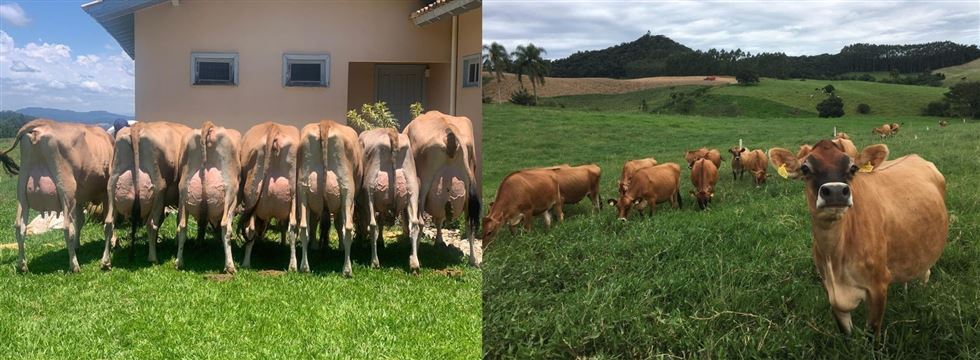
[
  {"x1": 618, "y1": 217, "x2": 627, "y2": 222},
  {"x1": 818, "y1": 182, "x2": 852, "y2": 207}
]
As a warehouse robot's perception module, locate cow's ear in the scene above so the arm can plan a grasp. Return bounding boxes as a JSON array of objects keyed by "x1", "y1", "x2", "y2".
[
  {"x1": 739, "y1": 148, "x2": 746, "y2": 153},
  {"x1": 856, "y1": 144, "x2": 889, "y2": 171},
  {"x1": 769, "y1": 147, "x2": 802, "y2": 179},
  {"x1": 796, "y1": 144, "x2": 812, "y2": 159}
]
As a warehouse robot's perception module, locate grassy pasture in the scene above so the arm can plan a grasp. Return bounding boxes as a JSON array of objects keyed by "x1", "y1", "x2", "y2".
[
  {"x1": 482, "y1": 104, "x2": 979, "y2": 358},
  {"x1": 936, "y1": 58, "x2": 980, "y2": 87},
  {"x1": 0, "y1": 137, "x2": 481, "y2": 359}
]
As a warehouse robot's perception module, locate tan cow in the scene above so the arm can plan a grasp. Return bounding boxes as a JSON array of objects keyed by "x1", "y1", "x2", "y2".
[
  {"x1": 684, "y1": 147, "x2": 722, "y2": 169},
  {"x1": 356, "y1": 128, "x2": 420, "y2": 271},
  {"x1": 482, "y1": 169, "x2": 562, "y2": 244},
  {"x1": 238, "y1": 122, "x2": 301, "y2": 270},
  {"x1": 741, "y1": 149, "x2": 769, "y2": 186},
  {"x1": 690, "y1": 157, "x2": 719, "y2": 210},
  {"x1": 618, "y1": 158, "x2": 658, "y2": 195},
  {"x1": 174, "y1": 121, "x2": 242, "y2": 273},
  {"x1": 544, "y1": 164, "x2": 602, "y2": 211},
  {"x1": 832, "y1": 137, "x2": 858, "y2": 159},
  {"x1": 404, "y1": 111, "x2": 481, "y2": 267},
  {"x1": 872, "y1": 124, "x2": 892, "y2": 138},
  {"x1": 296, "y1": 120, "x2": 363, "y2": 276},
  {"x1": 889, "y1": 123, "x2": 901, "y2": 134},
  {"x1": 101, "y1": 121, "x2": 191, "y2": 269},
  {"x1": 728, "y1": 147, "x2": 747, "y2": 181},
  {"x1": 0, "y1": 120, "x2": 113, "y2": 273},
  {"x1": 608, "y1": 162, "x2": 681, "y2": 221},
  {"x1": 769, "y1": 140, "x2": 947, "y2": 338},
  {"x1": 835, "y1": 132, "x2": 850, "y2": 140}
]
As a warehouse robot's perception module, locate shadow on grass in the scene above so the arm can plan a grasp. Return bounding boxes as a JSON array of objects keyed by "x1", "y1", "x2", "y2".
[{"x1": 15, "y1": 228, "x2": 468, "y2": 276}]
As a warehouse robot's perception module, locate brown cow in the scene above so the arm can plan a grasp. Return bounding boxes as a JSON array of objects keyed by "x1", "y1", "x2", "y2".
[
  {"x1": 1, "y1": 120, "x2": 113, "y2": 273},
  {"x1": 728, "y1": 147, "x2": 746, "y2": 180},
  {"x1": 739, "y1": 149, "x2": 769, "y2": 186},
  {"x1": 769, "y1": 140, "x2": 947, "y2": 338},
  {"x1": 889, "y1": 123, "x2": 901, "y2": 134},
  {"x1": 482, "y1": 169, "x2": 562, "y2": 244},
  {"x1": 174, "y1": 122, "x2": 242, "y2": 273},
  {"x1": 684, "y1": 147, "x2": 722, "y2": 169},
  {"x1": 296, "y1": 120, "x2": 363, "y2": 276},
  {"x1": 404, "y1": 111, "x2": 481, "y2": 267},
  {"x1": 544, "y1": 164, "x2": 602, "y2": 211},
  {"x1": 690, "y1": 158, "x2": 719, "y2": 210},
  {"x1": 608, "y1": 163, "x2": 681, "y2": 221},
  {"x1": 835, "y1": 132, "x2": 850, "y2": 140},
  {"x1": 238, "y1": 122, "x2": 301, "y2": 270},
  {"x1": 101, "y1": 121, "x2": 192, "y2": 269},
  {"x1": 872, "y1": 124, "x2": 892, "y2": 138},
  {"x1": 356, "y1": 128, "x2": 420, "y2": 271},
  {"x1": 618, "y1": 158, "x2": 657, "y2": 195}
]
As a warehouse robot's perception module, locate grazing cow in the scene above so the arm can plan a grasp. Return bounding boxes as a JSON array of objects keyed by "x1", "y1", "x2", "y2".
[
  {"x1": 608, "y1": 163, "x2": 681, "y2": 221},
  {"x1": 544, "y1": 164, "x2": 602, "y2": 211},
  {"x1": 684, "y1": 147, "x2": 722, "y2": 169},
  {"x1": 356, "y1": 128, "x2": 420, "y2": 271},
  {"x1": 296, "y1": 120, "x2": 363, "y2": 276},
  {"x1": 482, "y1": 169, "x2": 562, "y2": 244},
  {"x1": 740, "y1": 149, "x2": 769, "y2": 185},
  {"x1": 690, "y1": 158, "x2": 719, "y2": 210},
  {"x1": 404, "y1": 111, "x2": 481, "y2": 267},
  {"x1": 872, "y1": 124, "x2": 892, "y2": 138},
  {"x1": 101, "y1": 121, "x2": 192, "y2": 269},
  {"x1": 835, "y1": 132, "x2": 850, "y2": 140},
  {"x1": 238, "y1": 122, "x2": 301, "y2": 270},
  {"x1": 832, "y1": 137, "x2": 858, "y2": 159},
  {"x1": 768, "y1": 140, "x2": 947, "y2": 338},
  {"x1": 938, "y1": 120, "x2": 949, "y2": 128},
  {"x1": 889, "y1": 123, "x2": 901, "y2": 135},
  {"x1": 618, "y1": 158, "x2": 658, "y2": 195},
  {"x1": 1, "y1": 120, "x2": 113, "y2": 273},
  {"x1": 174, "y1": 122, "x2": 242, "y2": 273}
]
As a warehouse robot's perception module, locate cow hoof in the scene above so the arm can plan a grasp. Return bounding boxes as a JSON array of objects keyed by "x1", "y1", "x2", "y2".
[
  {"x1": 371, "y1": 260, "x2": 380, "y2": 269},
  {"x1": 224, "y1": 265, "x2": 237, "y2": 275},
  {"x1": 69, "y1": 265, "x2": 81, "y2": 273},
  {"x1": 469, "y1": 258, "x2": 481, "y2": 268},
  {"x1": 100, "y1": 262, "x2": 112, "y2": 271},
  {"x1": 300, "y1": 265, "x2": 310, "y2": 273},
  {"x1": 287, "y1": 264, "x2": 297, "y2": 272},
  {"x1": 343, "y1": 269, "x2": 353, "y2": 278},
  {"x1": 17, "y1": 263, "x2": 29, "y2": 273},
  {"x1": 174, "y1": 260, "x2": 184, "y2": 270}
]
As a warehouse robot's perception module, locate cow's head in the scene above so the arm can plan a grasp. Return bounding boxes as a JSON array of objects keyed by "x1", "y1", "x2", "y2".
[
  {"x1": 729, "y1": 147, "x2": 746, "y2": 161},
  {"x1": 481, "y1": 216, "x2": 501, "y2": 243},
  {"x1": 608, "y1": 195, "x2": 645, "y2": 221},
  {"x1": 684, "y1": 148, "x2": 706, "y2": 169},
  {"x1": 751, "y1": 169, "x2": 767, "y2": 185},
  {"x1": 770, "y1": 140, "x2": 888, "y2": 221}
]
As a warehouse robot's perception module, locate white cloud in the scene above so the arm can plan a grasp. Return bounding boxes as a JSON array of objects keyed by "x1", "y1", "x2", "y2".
[
  {"x1": 0, "y1": 31, "x2": 134, "y2": 114},
  {"x1": 75, "y1": 55, "x2": 100, "y2": 66},
  {"x1": 484, "y1": 1, "x2": 980, "y2": 59},
  {"x1": 0, "y1": 3, "x2": 30, "y2": 27},
  {"x1": 10, "y1": 59, "x2": 38, "y2": 72}
]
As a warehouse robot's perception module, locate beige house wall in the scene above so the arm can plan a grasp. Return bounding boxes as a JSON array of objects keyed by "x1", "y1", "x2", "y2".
[
  {"x1": 134, "y1": 0, "x2": 478, "y2": 133},
  {"x1": 455, "y1": 8, "x2": 483, "y2": 180}
]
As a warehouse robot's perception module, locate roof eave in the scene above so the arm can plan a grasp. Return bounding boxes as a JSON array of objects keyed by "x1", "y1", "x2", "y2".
[
  {"x1": 82, "y1": 0, "x2": 168, "y2": 59},
  {"x1": 412, "y1": 0, "x2": 481, "y2": 27}
]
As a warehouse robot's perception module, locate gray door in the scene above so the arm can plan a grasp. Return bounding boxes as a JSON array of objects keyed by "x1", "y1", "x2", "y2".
[{"x1": 375, "y1": 64, "x2": 426, "y2": 128}]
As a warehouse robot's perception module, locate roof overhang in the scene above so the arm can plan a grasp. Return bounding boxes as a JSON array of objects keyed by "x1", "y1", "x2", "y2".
[
  {"x1": 81, "y1": 0, "x2": 168, "y2": 59},
  {"x1": 412, "y1": 0, "x2": 481, "y2": 27}
]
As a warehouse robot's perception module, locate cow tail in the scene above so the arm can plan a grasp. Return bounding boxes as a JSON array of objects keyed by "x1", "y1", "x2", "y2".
[
  {"x1": 445, "y1": 128, "x2": 458, "y2": 159},
  {"x1": 238, "y1": 125, "x2": 279, "y2": 239},
  {"x1": 0, "y1": 129, "x2": 25, "y2": 176},
  {"x1": 386, "y1": 128, "x2": 399, "y2": 212},
  {"x1": 197, "y1": 121, "x2": 215, "y2": 243},
  {"x1": 675, "y1": 186, "x2": 683, "y2": 209},
  {"x1": 129, "y1": 123, "x2": 142, "y2": 260}
]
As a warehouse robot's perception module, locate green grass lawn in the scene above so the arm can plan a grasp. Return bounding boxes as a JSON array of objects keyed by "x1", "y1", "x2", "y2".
[
  {"x1": 482, "y1": 104, "x2": 980, "y2": 358},
  {"x1": 537, "y1": 78, "x2": 946, "y2": 119},
  {"x1": 0, "y1": 138, "x2": 481, "y2": 359},
  {"x1": 937, "y1": 58, "x2": 980, "y2": 87}
]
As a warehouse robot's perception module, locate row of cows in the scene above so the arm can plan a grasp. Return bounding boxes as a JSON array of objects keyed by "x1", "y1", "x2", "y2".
[
  {"x1": 484, "y1": 130, "x2": 949, "y2": 339},
  {"x1": 0, "y1": 111, "x2": 481, "y2": 276}
]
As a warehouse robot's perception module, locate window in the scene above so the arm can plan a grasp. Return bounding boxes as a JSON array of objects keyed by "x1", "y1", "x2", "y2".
[
  {"x1": 191, "y1": 52, "x2": 238, "y2": 85},
  {"x1": 283, "y1": 54, "x2": 330, "y2": 87},
  {"x1": 462, "y1": 53, "x2": 481, "y2": 88}
]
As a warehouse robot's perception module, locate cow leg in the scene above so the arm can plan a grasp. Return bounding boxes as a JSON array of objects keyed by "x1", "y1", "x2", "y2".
[
  {"x1": 292, "y1": 203, "x2": 309, "y2": 273},
  {"x1": 15, "y1": 192, "x2": 29, "y2": 273},
  {"x1": 221, "y1": 196, "x2": 237, "y2": 274},
  {"x1": 341, "y1": 194, "x2": 356, "y2": 277},
  {"x1": 523, "y1": 210, "x2": 534, "y2": 231},
  {"x1": 542, "y1": 210, "x2": 552, "y2": 229},
  {"x1": 433, "y1": 217, "x2": 445, "y2": 246},
  {"x1": 867, "y1": 285, "x2": 888, "y2": 340},
  {"x1": 175, "y1": 197, "x2": 189, "y2": 270},
  {"x1": 366, "y1": 198, "x2": 380, "y2": 269},
  {"x1": 100, "y1": 213, "x2": 117, "y2": 270},
  {"x1": 63, "y1": 202, "x2": 82, "y2": 273},
  {"x1": 242, "y1": 217, "x2": 261, "y2": 269},
  {"x1": 832, "y1": 309, "x2": 853, "y2": 337},
  {"x1": 466, "y1": 212, "x2": 480, "y2": 268},
  {"x1": 308, "y1": 213, "x2": 320, "y2": 251},
  {"x1": 145, "y1": 195, "x2": 166, "y2": 264},
  {"x1": 407, "y1": 194, "x2": 422, "y2": 274},
  {"x1": 555, "y1": 200, "x2": 564, "y2": 223}
]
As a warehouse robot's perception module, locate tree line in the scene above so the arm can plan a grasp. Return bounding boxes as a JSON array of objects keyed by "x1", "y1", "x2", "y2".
[
  {"x1": 546, "y1": 33, "x2": 980, "y2": 80},
  {"x1": 483, "y1": 42, "x2": 550, "y2": 104}
]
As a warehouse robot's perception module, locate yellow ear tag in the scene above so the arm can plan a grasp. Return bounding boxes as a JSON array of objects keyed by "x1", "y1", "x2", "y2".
[
  {"x1": 777, "y1": 164, "x2": 789, "y2": 179},
  {"x1": 859, "y1": 163, "x2": 874, "y2": 173}
]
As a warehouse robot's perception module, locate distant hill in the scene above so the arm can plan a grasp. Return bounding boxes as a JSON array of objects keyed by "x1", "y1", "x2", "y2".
[
  {"x1": 549, "y1": 33, "x2": 980, "y2": 80},
  {"x1": 936, "y1": 58, "x2": 980, "y2": 86},
  {"x1": 16, "y1": 107, "x2": 132, "y2": 124}
]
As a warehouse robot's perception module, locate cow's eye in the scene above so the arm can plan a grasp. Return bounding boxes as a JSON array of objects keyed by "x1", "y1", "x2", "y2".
[
  {"x1": 849, "y1": 164, "x2": 859, "y2": 175},
  {"x1": 799, "y1": 164, "x2": 811, "y2": 175}
]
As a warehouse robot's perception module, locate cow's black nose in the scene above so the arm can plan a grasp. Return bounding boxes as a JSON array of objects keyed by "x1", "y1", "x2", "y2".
[{"x1": 819, "y1": 182, "x2": 851, "y2": 207}]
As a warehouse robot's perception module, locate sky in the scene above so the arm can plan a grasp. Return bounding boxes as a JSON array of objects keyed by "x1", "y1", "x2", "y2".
[
  {"x1": 484, "y1": 0, "x2": 980, "y2": 60},
  {"x1": 1, "y1": 1, "x2": 134, "y2": 115}
]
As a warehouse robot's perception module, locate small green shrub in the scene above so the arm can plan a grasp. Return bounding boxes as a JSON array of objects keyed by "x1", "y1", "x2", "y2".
[
  {"x1": 347, "y1": 102, "x2": 399, "y2": 132},
  {"x1": 509, "y1": 88, "x2": 536, "y2": 106},
  {"x1": 856, "y1": 103, "x2": 871, "y2": 114},
  {"x1": 817, "y1": 94, "x2": 845, "y2": 118},
  {"x1": 922, "y1": 100, "x2": 951, "y2": 117}
]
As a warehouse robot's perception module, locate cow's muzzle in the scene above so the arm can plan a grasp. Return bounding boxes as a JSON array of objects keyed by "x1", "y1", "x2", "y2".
[{"x1": 816, "y1": 182, "x2": 852, "y2": 208}]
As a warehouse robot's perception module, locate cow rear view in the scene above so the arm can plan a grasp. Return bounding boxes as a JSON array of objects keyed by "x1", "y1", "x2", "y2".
[
  {"x1": 174, "y1": 121, "x2": 242, "y2": 273},
  {"x1": 1, "y1": 120, "x2": 113, "y2": 273}
]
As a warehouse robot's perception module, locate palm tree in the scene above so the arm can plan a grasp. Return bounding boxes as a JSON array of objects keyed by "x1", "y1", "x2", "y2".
[
  {"x1": 482, "y1": 42, "x2": 510, "y2": 103},
  {"x1": 511, "y1": 43, "x2": 549, "y2": 100}
]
